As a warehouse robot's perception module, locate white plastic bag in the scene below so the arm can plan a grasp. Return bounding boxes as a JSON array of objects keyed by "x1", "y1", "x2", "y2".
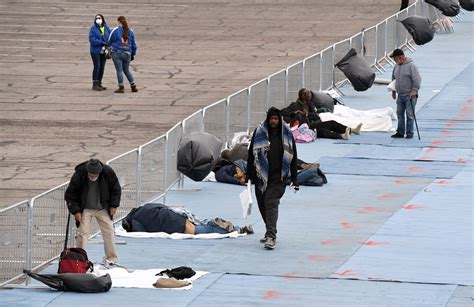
[
  {"x1": 239, "y1": 181, "x2": 253, "y2": 218},
  {"x1": 387, "y1": 79, "x2": 396, "y2": 92}
]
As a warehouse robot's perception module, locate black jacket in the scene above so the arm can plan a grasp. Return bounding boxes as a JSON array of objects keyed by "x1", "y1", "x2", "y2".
[
  {"x1": 281, "y1": 99, "x2": 320, "y2": 126},
  {"x1": 124, "y1": 203, "x2": 186, "y2": 233},
  {"x1": 64, "y1": 160, "x2": 121, "y2": 215}
]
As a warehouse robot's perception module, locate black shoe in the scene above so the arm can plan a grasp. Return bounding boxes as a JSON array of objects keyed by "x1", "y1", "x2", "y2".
[
  {"x1": 405, "y1": 134, "x2": 413, "y2": 139},
  {"x1": 391, "y1": 132, "x2": 404, "y2": 138},
  {"x1": 92, "y1": 81, "x2": 102, "y2": 91},
  {"x1": 239, "y1": 225, "x2": 254, "y2": 234},
  {"x1": 264, "y1": 237, "x2": 276, "y2": 250}
]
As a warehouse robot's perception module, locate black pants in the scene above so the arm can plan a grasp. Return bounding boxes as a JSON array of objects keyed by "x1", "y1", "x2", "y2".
[
  {"x1": 312, "y1": 120, "x2": 347, "y2": 139},
  {"x1": 255, "y1": 183, "x2": 286, "y2": 240},
  {"x1": 91, "y1": 53, "x2": 106, "y2": 81}
]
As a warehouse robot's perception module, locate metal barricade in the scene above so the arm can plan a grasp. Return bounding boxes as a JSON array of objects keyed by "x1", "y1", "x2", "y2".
[
  {"x1": 164, "y1": 123, "x2": 183, "y2": 192},
  {"x1": 0, "y1": 201, "x2": 29, "y2": 286},
  {"x1": 320, "y1": 46, "x2": 334, "y2": 90},
  {"x1": 29, "y1": 183, "x2": 70, "y2": 276},
  {"x1": 267, "y1": 69, "x2": 287, "y2": 110},
  {"x1": 333, "y1": 39, "x2": 351, "y2": 85},
  {"x1": 182, "y1": 110, "x2": 204, "y2": 137},
  {"x1": 138, "y1": 136, "x2": 166, "y2": 205},
  {"x1": 227, "y1": 89, "x2": 249, "y2": 143},
  {"x1": 248, "y1": 79, "x2": 268, "y2": 130},
  {"x1": 350, "y1": 32, "x2": 363, "y2": 56},
  {"x1": 203, "y1": 99, "x2": 227, "y2": 144},
  {"x1": 376, "y1": 21, "x2": 387, "y2": 64},
  {"x1": 386, "y1": 15, "x2": 398, "y2": 53},
  {"x1": 362, "y1": 26, "x2": 377, "y2": 67},
  {"x1": 107, "y1": 149, "x2": 139, "y2": 216},
  {"x1": 396, "y1": 10, "x2": 408, "y2": 48},
  {"x1": 303, "y1": 52, "x2": 321, "y2": 92},
  {"x1": 286, "y1": 61, "x2": 303, "y2": 103}
]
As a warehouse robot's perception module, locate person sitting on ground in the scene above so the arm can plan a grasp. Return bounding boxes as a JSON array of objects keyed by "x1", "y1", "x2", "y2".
[
  {"x1": 214, "y1": 159, "x2": 326, "y2": 187},
  {"x1": 122, "y1": 203, "x2": 254, "y2": 235},
  {"x1": 220, "y1": 143, "x2": 249, "y2": 162},
  {"x1": 281, "y1": 88, "x2": 363, "y2": 140}
]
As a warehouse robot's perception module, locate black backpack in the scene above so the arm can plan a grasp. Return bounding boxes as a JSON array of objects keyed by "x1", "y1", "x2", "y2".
[{"x1": 156, "y1": 266, "x2": 196, "y2": 280}]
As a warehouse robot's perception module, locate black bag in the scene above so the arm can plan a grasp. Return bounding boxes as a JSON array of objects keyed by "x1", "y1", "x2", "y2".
[
  {"x1": 425, "y1": 0, "x2": 460, "y2": 17},
  {"x1": 104, "y1": 47, "x2": 112, "y2": 59},
  {"x1": 24, "y1": 270, "x2": 112, "y2": 293},
  {"x1": 58, "y1": 214, "x2": 93, "y2": 273},
  {"x1": 400, "y1": 16, "x2": 435, "y2": 45},
  {"x1": 335, "y1": 48, "x2": 375, "y2": 92},
  {"x1": 156, "y1": 266, "x2": 196, "y2": 280},
  {"x1": 459, "y1": 0, "x2": 474, "y2": 11}
]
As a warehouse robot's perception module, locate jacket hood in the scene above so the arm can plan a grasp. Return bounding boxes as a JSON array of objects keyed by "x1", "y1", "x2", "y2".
[
  {"x1": 266, "y1": 107, "x2": 282, "y2": 130},
  {"x1": 93, "y1": 14, "x2": 107, "y2": 26}
]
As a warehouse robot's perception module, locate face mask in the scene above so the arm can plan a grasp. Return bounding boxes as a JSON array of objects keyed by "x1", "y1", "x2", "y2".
[{"x1": 96, "y1": 19, "x2": 102, "y2": 26}]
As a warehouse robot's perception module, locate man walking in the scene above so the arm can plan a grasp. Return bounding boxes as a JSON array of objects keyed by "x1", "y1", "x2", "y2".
[
  {"x1": 247, "y1": 107, "x2": 299, "y2": 250},
  {"x1": 390, "y1": 48, "x2": 421, "y2": 139},
  {"x1": 65, "y1": 158, "x2": 121, "y2": 264}
]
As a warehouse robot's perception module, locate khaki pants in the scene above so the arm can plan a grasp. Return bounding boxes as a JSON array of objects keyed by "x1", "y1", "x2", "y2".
[{"x1": 76, "y1": 209, "x2": 118, "y2": 263}]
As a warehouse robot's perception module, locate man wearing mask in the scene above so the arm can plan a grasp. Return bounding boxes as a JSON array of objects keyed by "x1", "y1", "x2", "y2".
[
  {"x1": 390, "y1": 49, "x2": 422, "y2": 139},
  {"x1": 247, "y1": 107, "x2": 299, "y2": 250},
  {"x1": 65, "y1": 159, "x2": 121, "y2": 264}
]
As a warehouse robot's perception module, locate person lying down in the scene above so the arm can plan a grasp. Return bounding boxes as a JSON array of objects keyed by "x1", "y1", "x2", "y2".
[{"x1": 122, "y1": 203, "x2": 254, "y2": 235}]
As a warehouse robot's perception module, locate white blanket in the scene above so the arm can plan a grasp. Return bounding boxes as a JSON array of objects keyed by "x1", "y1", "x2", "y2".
[
  {"x1": 93, "y1": 266, "x2": 208, "y2": 290},
  {"x1": 115, "y1": 225, "x2": 244, "y2": 239},
  {"x1": 319, "y1": 105, "x2": 396, "y2": 132}
]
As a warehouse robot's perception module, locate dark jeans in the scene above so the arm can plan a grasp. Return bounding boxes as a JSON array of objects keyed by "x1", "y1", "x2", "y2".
[
  {"x1": 90, "y1": 53, "x2": 106, "y2": 82},
  {"x1": 312, "y1": 120, "x2": 347, "y2": 139},
  {"x1": 255, "y1": 182, "x2": 286, "y2": 240}
]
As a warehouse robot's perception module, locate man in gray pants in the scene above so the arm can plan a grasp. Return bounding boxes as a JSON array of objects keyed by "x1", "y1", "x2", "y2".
[{"x1": 390, "y1": 49, "x2": 422, "y2": 139}]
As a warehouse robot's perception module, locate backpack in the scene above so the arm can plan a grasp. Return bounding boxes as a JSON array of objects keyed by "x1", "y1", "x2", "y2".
[
  {"x1": 156, "y1": 266, "x2": 196, "y2": 280},
  {"x1": 58, "y1": 247, "x2": 94, "y2": 274}
]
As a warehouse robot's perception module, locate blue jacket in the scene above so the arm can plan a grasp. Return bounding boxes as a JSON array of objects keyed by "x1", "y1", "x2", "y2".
[
  {"x1": 108, "y1": 26, "x2": 137, "y2": 55},
  {"x1": 89, "y1": 18, "x2": 110, "y2": 55},
  {"x1": 124, "y1": 203, "x2": 186, "y2": 233}
]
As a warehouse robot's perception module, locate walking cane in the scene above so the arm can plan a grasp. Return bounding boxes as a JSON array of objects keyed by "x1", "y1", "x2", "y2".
[{"x1": 410, "y1": 97, "x2": 421, "y2": 140}]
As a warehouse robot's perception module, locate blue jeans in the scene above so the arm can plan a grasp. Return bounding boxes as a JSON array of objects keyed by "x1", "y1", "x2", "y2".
[
  {"x1": 194, "y1": 221, "x2": 238, "y2": 234},
  {"x1": 396, "y1": 95, "x2": 417, "y2": 136},
  {"x1": 90, "y1": 53, "x2": 106, "y2": 81},
  {"x1": 111, "y1": 52, "x2": 134, "y2": 86}
]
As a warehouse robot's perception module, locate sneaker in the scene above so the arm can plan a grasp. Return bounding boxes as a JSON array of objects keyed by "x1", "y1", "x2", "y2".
[
  {"x1": 239, "y1": 225, "x2": 254, "y2": 234},
  {"x1": 264, "y1": 237, "x2": 276, "y2": 250},
  {"x1": 391, "y1": 132, "x2": 404, "y2": 138},
  {"x1": 260, "y1": 237, "x2": 267, "y2": 243},
  {"x1": 405, "y1": 134, "x2": 413, "y2": 139}
]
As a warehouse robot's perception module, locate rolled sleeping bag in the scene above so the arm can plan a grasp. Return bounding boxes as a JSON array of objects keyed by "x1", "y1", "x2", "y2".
[{"x1": 399, "y1": 16, "x2": 435, "y2": 45}]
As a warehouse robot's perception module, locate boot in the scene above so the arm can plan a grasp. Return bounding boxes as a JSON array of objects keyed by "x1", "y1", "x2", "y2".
[
  {"x1": 351, "y1": 123, "x2": 363, "y2": 135},
  {"x1": 130, "y1": 83, "x2": 138, "y2": 93},
  {"x1": 341, "y1": 127, "x2": 350, "y2": 140},
  {"x1": 98, "y1": 81, "x2": 107, "y2": 90},
  {"x1": 114, "y1": 85, "x2": 125, "y2": 93},
  {"x1": 92, "y1": 81, "x2": 102, "y2": 91}
]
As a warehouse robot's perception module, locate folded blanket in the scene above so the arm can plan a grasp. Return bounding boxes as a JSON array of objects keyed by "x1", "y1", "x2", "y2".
[
  {"x1": 115, "y1": 225, "x2": 244, "y2": 239},
  {"x1": 93, "y1": 265, "x2": 208, "y2": 290}
]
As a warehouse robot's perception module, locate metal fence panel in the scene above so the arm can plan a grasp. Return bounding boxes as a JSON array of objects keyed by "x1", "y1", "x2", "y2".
[
  {"x1": 107, "y1": 149, "x2": 139, "y2": 219},
  {"x1": 386, "y1": 16, "x2": 398, "y2": 53},
  {"x1": 333, "y1": 39, "x2": 351, "y2": 84},
  {"x1": 362, "y1": 26, "x2": 377, "y2": 66},
  {"x1": 396, "y1": 11, "x2": 408, "y2": 48},
  {"x1": 139, "y1": 136, "x2": 166, "y2": 205},
  {"x1": 268, "y1": 70, "x2": 287, "y2": 110},
  {"x1": 203, "y1": 99, "x2": 227, "y2": 144},
  {"x1": 164, "y1": 123, "x2": 183, "y2": 192},
  {"x1": 0, "y1": 201, "x2": 29, "y2": 286},
  {"x1": 350, "y1": 33, "x2": 363, "y2": 57},
  {"x1": 303, "y1": 53, "x2": 321, "y2": 92},
  {"x1": 182, "y1": 110, "x2": 204, "y2": 137},
  {"x1": 376, "y1": 21, "x2": 387, "y2": 63},
  {"x1": 228, "y1": 89, "x2": 249, "y2": 142},
  {"x1": 249, "y1": 79, "x2": 267, "y2": 131},
  {"x1": 287, "y1": 61, "x2": 303, "y2": 103},
  {"x1": 320, "y1": 47, "x2": 334, "y2": 90},
  {"x1": 30, "y1": 184, "x2": 70, "y2": 272}
]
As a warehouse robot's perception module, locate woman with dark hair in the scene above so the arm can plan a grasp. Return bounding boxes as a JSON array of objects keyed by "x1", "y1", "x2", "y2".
[
  {"x1": 89, "y1": 14, "x2": 110, "y2": 91},
  {"x1": 108, "y1": 16, "x2": 137, "y2": 93}
]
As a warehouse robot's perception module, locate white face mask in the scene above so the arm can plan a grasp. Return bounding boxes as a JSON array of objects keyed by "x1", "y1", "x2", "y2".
[{"x1": 95, "y1": 19, "x2": 102, "y2": 26}]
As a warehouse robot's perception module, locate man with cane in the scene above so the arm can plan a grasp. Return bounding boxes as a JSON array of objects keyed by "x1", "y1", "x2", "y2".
[{"x1": 390, "y1": 48, "x2": 422, "y2": 139}]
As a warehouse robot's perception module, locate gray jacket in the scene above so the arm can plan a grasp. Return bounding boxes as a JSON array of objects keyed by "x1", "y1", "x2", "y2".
[{"x1": 392, "y1": 58, "x2": 421, "y2": 96}]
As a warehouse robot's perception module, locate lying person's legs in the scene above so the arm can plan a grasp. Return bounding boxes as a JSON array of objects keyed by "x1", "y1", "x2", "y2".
[
  {"x1": 194, "y1": 220, "x2": 253, "y2": 234},
  {"x1": 313, "y1": 121, "x2": 350, "y2": 140}
]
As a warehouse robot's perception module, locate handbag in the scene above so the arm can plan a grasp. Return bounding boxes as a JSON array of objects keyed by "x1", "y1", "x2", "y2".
[
  {"x1": 104, "y1": 47, "x2": 112, "y2": 59},
  {"x1": 57, "y1": 214, "x2": 93, "y2": 274}
]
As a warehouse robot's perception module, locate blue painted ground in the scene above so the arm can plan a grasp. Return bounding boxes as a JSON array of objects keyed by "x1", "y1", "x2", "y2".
[{"x1": 1, "y1": 13, "x2": 472, "y2": 307}]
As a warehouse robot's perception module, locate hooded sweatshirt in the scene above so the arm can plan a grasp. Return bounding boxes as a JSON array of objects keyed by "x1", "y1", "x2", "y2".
[{"x1": 392, "y1": 58, "x2": 422, "y2": 96}]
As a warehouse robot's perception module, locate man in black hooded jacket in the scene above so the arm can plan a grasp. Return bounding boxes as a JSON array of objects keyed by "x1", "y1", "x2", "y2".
[
  {"x1": 247, "y1": 107, "x2": 298, "y2": 250},
  {"x1": 65, "y1": 159, "x2": 121, "y2": 264}
]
